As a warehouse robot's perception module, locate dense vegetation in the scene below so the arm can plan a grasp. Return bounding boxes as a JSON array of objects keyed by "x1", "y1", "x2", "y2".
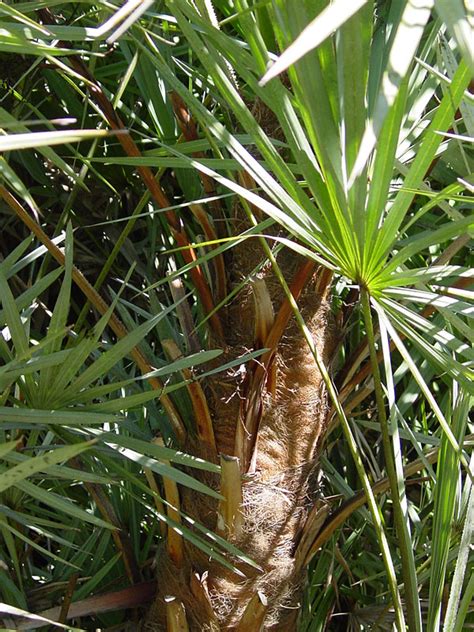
[{"x1": 0, "y1": 1, "x2": 473, "y2": 630}]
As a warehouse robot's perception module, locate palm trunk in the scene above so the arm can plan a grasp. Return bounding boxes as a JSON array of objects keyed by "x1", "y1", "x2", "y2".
[{"x1": 144, "y1": 228, "x2": 334, "y2": 630}]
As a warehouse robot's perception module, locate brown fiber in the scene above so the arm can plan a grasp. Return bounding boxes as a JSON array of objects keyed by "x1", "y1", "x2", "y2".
[{"x1": 144, "y1": 222, "x2": 333, "y2": 630}]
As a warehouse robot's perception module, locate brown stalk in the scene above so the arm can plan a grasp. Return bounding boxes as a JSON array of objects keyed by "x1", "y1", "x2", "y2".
[
  {"x1": 293, "y1": 499, "x2": 331, "y2": 572},
  {"x1": 235, "y1": 260, "x2": 316, "y2": 471},
  {"x1": 340, "y1": 382, "x2": 374, "y2": 417},
  {"x1": 57, "y1": 573, "x2": 79, "y2": 624},
  {"x1": 234, "y1": 590, "x2": 268, "y2": 632},
  {"x1": 165, "y1": 597, "x2": 189, "y2": 632},
  {"x1": 37, "y1": 8, "x2": 223, "y2": 341},
  {"x1": 252, "y1": 278, "x2": 277, "y2": 395},
  {"x1": 161, "y1": 339, "x2": 217, "y2": 460},
  {"x1": 67, "y1": 455, "x2": 141, "y2": 586},
  {"x1": 43, "y1": 451, "x2": 139, "y2": 589},
  {"x1": 169, "y1": 277, "x2": 201, "y2": 354},
  {"x1": 189, "y1": 203, "x2": 227, "y2": 307},
  {"x1": 16, "y1": 582, "x2": 157, "y2": 630},
  {"x1": 83, "y1": 478, "x2": 141, "y2": 584},
  {"x1": 238, "y1": 171, "x2": 262, "y2": 219},
  {"x1": 295, "y1": 435, "x2": 467, "y2": 568},
  {"x1": 216, "y1": 454, "x2": 243, "y2": 539},
  {"x1": 314, "y1": 266, "x2": 334, "y2": 300},
  {"x1": 260, "y1": 261, "x2": 318, "y2": 370},
  {"x1": 154, "y1": 438, "x2": 184, "y2": 567},
  {"x1": 252, "y1": 278, "x2": 275, "y2": 348},
  {"x1": 172, "y1": 230, "x2": 224, "y2": 341},
  {"x1": 0, "y1": 185, "x2": 187, "y2": 445},
  {"x1": 144, "y1": 468, "x2": 168, "y2": 537},
  {"x1": 170, "y1": 90, "x2": 227, "y2": 304},
  {"x1": 189, "y1": 572, "x2": 219, "y2": 628},
  {"x1": 169, "y1": 94, "x2": 226, "y2": 219}
]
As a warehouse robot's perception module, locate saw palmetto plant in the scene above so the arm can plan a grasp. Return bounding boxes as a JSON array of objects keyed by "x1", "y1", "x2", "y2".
[{"x1": 0, "y1": 1, "x2": 473, "y2": 631}]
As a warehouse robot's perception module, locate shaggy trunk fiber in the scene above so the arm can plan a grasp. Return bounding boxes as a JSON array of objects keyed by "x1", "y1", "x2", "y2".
[{"x1": 144, "y1": 225, "x2": 334, "y2": 631}]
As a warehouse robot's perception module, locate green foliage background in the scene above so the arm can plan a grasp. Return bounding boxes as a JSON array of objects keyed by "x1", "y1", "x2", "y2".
[{"x1": 0, "y1": 1, "x2": 472, "y2": 630}]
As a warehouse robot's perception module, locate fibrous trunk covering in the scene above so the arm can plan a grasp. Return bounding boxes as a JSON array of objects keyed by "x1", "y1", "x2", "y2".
[{"x1": 144, "y1": 224, "x2": 333, "y2": 631}]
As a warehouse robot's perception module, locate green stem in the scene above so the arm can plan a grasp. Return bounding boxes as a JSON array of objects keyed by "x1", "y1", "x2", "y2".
[{"x1": 361, "y1": 288, "x2": 421, "y2": 632}]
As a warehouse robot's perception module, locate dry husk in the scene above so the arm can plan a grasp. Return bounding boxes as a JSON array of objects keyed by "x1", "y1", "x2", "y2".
[{"x1": 144, "y1": 220, "x2": 333, "y2": 630}]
